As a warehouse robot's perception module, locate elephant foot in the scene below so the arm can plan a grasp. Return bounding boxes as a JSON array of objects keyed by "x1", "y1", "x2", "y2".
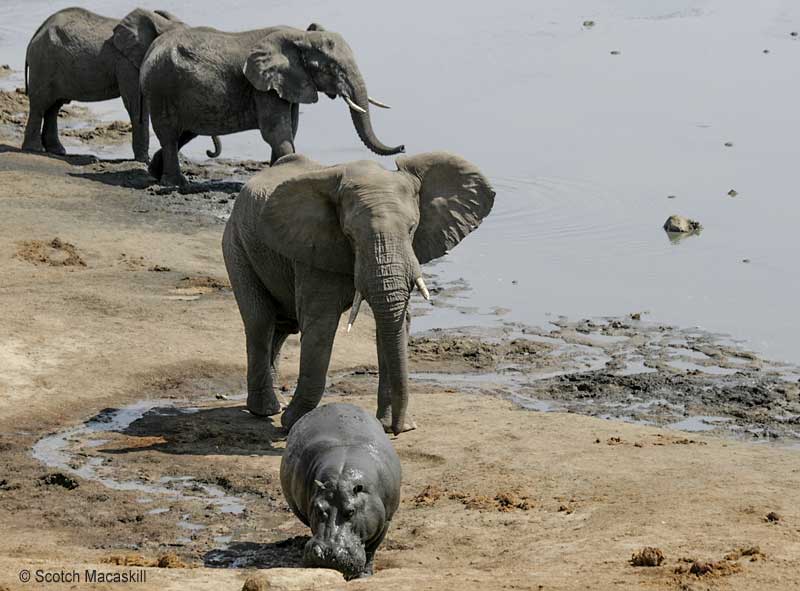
[
  {"x1": 21, "y1": 138, "x2": 45, "y2": 153},
  {"x1": 44, "y1": 141, "x2": 67, "y2": 156},
  {"x1": 380, "y1": 415, "x2": 417, "y2": 435},
  {"x1": 281, "y1": 401, "x2": 316, "y2": 431},
  {"x1": 147, "y1": 151, "x2": 164, "y2": 179},
  {"x1": 159, "y1": 173, "x2": 188, "y2": 188},
  {"x1": 247, "y1": 390, "x2": 282, "y2": 417},
  {"x1": 134, "y1": 153, "x2": 150, "y2": 164}
]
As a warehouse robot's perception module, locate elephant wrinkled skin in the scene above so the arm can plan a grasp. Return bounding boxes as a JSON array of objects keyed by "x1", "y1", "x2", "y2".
[
  {"x1": 141, "y1": 23, "x2": 403, "y2": 186},
  {"x1": 21, "y1": 7, "x2": 201, "y2": 162},
  {"x1": 222, "y1": 151, "x2": 495, "y2": 434}
]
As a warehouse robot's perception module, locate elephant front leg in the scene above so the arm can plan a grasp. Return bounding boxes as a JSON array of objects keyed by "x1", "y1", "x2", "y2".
[
  {"x1": 255, "y1": 92, "x2": 295, "y2": 165},
  {"x1": 281, "y1": 315, "x2": 340, "y2": 430}
]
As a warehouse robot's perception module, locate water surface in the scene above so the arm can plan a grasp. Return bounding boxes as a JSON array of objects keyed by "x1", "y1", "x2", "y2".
[{"x1": 2, "y1": 1, "x2": 798, "y2": 361}]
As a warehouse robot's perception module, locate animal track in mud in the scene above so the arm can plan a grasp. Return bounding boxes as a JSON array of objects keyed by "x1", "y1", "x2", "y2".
[{"x1": 15, "y1": 238, "x2": 86, "y2": 267}]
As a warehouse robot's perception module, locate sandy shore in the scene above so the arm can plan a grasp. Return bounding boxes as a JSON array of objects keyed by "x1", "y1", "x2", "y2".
[{"x1": 0, "y1": 106, "x2": 799, "y2": 591}]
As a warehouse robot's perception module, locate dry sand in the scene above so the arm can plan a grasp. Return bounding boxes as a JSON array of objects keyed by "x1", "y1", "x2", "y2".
[{"x1": 0, "y1": 133, "x2": 799, "y2": 591}]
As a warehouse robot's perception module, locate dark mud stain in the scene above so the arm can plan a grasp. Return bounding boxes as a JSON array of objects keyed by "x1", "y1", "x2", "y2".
[
  {"x1": 204, "y1": 536, "x2": 308, "y2": 569},
  {"x1": 39, "y1": 473, "x2": 79, "y2": 490}
]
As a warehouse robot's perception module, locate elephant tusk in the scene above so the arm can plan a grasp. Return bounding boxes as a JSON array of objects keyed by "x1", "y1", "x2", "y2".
[
  {"x1": 343, "y1": 95, "x2": 367, "y2": 114},
  {"x1": 368, "y1": 96, "x2": 392, "y2": 109},
  {"x1": 415, "y1": 277, "x2": 431, "y2": 301},
  {"x1": 347, "y1": 291, "x2": 363, "y2": 333}
]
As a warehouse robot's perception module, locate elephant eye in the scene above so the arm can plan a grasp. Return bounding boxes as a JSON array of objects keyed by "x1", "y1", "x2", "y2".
[{"x1": 353, "y1": 484, "x2": 363, "y2": 494}]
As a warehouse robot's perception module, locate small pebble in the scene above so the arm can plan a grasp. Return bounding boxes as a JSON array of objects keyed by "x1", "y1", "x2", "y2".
[
  {"x1": 791, "y1": 31, "x2": 799, "y2": 37},
  {"x1": 742, "y1": 259, "x2": 751, "y2": 264},
  {"x1": 582, "y1": 20, "x2": 595, "y2": 28},
  {"x1": 724, "y1": 142, "x2": 733, "y2": 147},
  {"x1": 610, "y1": 50, "x2": 621, "y2": 55},
  {"x1": 667, "y1": 195, "x2": 676, "y2": 199},
  {"x1": 763, "y1": 49, "x2": 770, "y2": 54},
  {"x1": 727, "y1": 189, "x2": 738, "y2": 197}
]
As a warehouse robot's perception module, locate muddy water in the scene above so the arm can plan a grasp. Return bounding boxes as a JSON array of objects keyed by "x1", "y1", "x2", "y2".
[{"x1": 2, "y1": 1, "x2": 799, "y2": 361}]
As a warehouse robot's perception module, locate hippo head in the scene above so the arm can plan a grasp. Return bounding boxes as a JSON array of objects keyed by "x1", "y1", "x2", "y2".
[{"x1": 303, "y1": 472, "x2": 384, "y2": 579}]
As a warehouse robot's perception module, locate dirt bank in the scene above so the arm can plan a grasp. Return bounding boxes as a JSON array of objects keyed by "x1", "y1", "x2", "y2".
[{"x1": 0, "y1": 113, "x2": 799, "y2": 591}]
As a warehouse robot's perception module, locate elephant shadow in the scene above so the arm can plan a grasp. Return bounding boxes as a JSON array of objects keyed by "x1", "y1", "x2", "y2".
[
  {"x1": 203, "y1": 537, "x2": 310, "y2": 569},
  {"x1": 70, "y1": 170, "x2": 244, "y2": 194},
  {"x1": 100, "y1": 405, "x2": 286, "y2": 457},
  {"x1": 69, "y1": 167, "x2": 156, "y2": 189},
  {"x1": 0, "y1": 142, "x2": 99, "y2": 166}
]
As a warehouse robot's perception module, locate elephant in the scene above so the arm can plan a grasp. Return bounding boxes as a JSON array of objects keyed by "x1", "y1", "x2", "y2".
[
  {"x1": 22, "y1": 7, "x2": 219, "y2": 162},
  {"x1": 222, "y1": 152, "x2": 495, "y2": 435},
  {"x1": 140, "y1": 23, "x2": 403, "y2": 186}
]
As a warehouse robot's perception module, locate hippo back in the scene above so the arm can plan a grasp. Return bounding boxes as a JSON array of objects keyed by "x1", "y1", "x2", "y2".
[{"x1": 280, "y1": 403, "x2": 401, "y2": 525}]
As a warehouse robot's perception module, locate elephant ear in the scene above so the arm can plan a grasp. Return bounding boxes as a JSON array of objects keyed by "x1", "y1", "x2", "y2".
[
  {"x1": 244, "y1": 31, "x2": 319, "y2": 104},
  {"x1": 113, "y1": 9, "x2": 176, "y2": 68},
  {"x1": 398, "y1": 152, "x2": 496, "y2": 265},
  {"x1": 250, "y1": 155, "x2": 353, "y2": 274}
]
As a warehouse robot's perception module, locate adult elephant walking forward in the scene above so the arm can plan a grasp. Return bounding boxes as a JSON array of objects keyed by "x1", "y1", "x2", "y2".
[
  {"x1": 21, "y1": 7, "x2": 215, "y2": 162},
  {"x1": 222, "y1": 152, "x2": 495, "y2": 435},
  {"x1": 140, "y1": 23, "x2": 403, "y2": 186}
]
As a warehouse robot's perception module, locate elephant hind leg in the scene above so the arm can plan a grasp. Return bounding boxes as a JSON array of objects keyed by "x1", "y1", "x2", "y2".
[
  {"x1": 22, "y1": 95, "x2": 47, "y2": 152},
  {"x1": 41, "y1": 100, "x2": 67, "y2": 155},
  {"x1": 224, "y1": 243, "x2": 282, "y2": 417}
]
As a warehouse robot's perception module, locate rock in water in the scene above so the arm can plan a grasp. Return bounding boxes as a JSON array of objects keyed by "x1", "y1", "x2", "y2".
[{"x1": 663, "y1": 215, "x2": 702, "y2": 233}]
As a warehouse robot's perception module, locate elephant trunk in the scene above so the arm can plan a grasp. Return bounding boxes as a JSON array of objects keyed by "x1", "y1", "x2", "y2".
[
  {"x1": 345, "y1": 73, "x2": 404, "y2": 156},
  {"x1": 358, "y1": 238, "x2": 413, "y2": 434}
]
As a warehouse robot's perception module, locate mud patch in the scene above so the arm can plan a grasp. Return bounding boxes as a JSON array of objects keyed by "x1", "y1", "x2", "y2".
[
  {"x1": 39, "y1": 472, "x2": 79, "y2": 490},
  {"x1": 411, "y1": 317, "x2": 800, "y2": 445},
  {"x1": 62, "y1": 120, "x2": 132, "y2": 143},
  {"x1": 102, "y1": 552, "x2": 191, "y2": 568},
  {"x1": 15, "y1": 238, "x2": 86, "y2": 267},
  {"x1": 630, "y1": 546, "x2": 665, "y2": 567},
  {"x1": 410, "y1": 334, "x2": 553, "y2": 372},
  {"x1": 409, "y1": 484, "x2": 531, "y2": 512}
]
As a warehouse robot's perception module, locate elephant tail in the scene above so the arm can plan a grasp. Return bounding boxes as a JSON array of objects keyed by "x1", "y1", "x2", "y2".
[{"x1": 206, "y1": 135, "x2": 222, "y2": 158}]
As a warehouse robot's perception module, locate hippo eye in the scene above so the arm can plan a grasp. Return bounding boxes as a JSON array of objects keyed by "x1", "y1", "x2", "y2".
[{"x1": 353, "y1": 484, "x2": 364, "y2": 494}]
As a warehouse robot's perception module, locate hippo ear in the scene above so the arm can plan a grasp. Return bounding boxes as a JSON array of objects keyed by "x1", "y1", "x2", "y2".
[{"x1": 397, "y1": 152, "x2": 496, "y2": 264}]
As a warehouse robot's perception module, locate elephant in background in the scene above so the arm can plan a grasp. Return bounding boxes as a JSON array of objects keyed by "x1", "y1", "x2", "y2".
[
  {"x1": 22, "y1": 7, "x2": 219, "y2": 162},
  {"x1": 141, "y1": 23, "x2": 403, "y2": 186},
  {"x1": 222, "y1": 152, "x2": 495, "y2": 435}
]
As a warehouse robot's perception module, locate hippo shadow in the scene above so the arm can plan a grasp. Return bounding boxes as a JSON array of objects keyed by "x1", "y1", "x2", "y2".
[
  {"x1": 203, "y1": 536, "x2": 310, "y2": 569},
  {"x1": 99, "y1": 405, "x2": 285, "y2": 457}
]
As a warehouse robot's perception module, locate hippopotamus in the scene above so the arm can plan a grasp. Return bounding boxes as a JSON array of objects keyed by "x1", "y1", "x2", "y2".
[{"x1": 280, "y1": 402, "x2": 402, "y2": 579}]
